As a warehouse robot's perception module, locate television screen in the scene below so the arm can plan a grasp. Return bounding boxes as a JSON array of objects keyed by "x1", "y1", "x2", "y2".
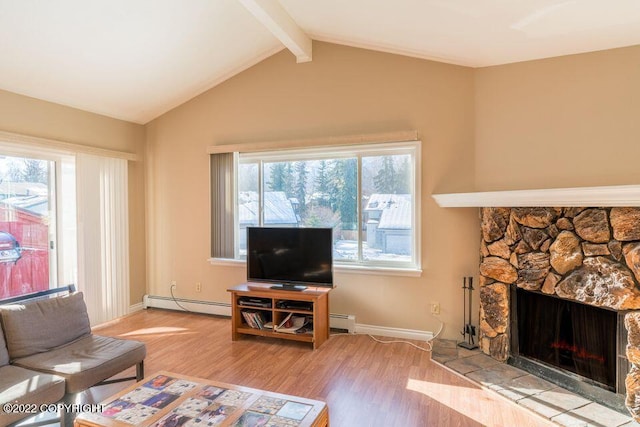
[{"x1": 246, "y1": 227, "x2": 333, "y2": 289}]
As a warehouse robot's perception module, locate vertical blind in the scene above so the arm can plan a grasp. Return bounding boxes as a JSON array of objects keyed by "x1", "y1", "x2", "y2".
[
  {"x1": 210, "y1": 153, "x2": 235, "y2": 258},
  {"x1": 76, "y1": 153, "x2": 129, "y2": 325}
]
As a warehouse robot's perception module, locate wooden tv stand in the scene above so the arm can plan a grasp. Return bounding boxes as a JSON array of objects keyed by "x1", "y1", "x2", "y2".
[{"x1": 227, "y1": 282, "x2": 332, "y2": 349}]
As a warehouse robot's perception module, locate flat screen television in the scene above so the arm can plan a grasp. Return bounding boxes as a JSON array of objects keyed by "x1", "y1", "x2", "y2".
[{"x1": 246, "y1": 227, "x2": 333, "y2": 291}]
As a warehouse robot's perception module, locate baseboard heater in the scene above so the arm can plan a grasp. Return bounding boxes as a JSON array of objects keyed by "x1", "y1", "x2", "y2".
[{"x1": 142, "y1": 294, "x2": 356, "y2": 333}]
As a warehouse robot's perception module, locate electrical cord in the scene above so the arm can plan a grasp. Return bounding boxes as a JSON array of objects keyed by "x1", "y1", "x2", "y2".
[
  {"x1": 170, "y1": 285, "x2": 193, "y2": 313},
  {"x1": 330, "y1": 317, "x2": 444, "y2": 352},
  {"x1": 367, "y1": 335, "x2": 432, "y2": 352}
]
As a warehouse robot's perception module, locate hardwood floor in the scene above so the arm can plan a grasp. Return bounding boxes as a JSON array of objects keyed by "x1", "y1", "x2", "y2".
[{"x1": 89, "y1": 308, "x2": 553, "y2": 427}]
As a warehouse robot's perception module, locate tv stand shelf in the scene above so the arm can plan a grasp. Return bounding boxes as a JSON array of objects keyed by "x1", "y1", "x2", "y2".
[{"x1": 228, "y1": 282, "x2": 333, "y2": 349}]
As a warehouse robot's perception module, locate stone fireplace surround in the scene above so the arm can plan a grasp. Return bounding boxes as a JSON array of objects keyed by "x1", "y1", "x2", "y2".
[{"x1": 478, "y1": 206, "x2": 640, "y2": 420}]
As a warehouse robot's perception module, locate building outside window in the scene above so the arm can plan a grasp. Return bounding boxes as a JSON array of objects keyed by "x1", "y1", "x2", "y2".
[
  {"x1": 229, "y1": 141, "x2": 420, "y2": 271},
  {"x1": 0, "y1": 154, "x2": 56, "y2": 298}
]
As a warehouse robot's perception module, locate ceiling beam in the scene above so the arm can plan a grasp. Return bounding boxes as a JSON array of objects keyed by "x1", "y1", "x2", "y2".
[{"x1": 238, "y1": 0, "x2": 312, "y2": 63}]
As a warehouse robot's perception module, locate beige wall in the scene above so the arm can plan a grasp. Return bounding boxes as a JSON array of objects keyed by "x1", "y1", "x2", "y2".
[
  {"x1": 475, "y1": 45, "x2": 640, "y2": 191},
  {"x1": 0, "y1": 89, "x2": 147, "y2": 305},
  {"x1": 146, "y1": 42, "x2": 478, "y2": 339},
  {"x1": 4, "y1": 40, "x2": 636, "y2": 341}
]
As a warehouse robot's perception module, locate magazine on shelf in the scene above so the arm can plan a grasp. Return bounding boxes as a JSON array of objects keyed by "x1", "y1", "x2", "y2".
[
  {"x1": 275, "y1": 312, "x2": 293, "y2": 329},
  {"x1": 275, "y1": 314, "x2": 310, "y2": 334}
]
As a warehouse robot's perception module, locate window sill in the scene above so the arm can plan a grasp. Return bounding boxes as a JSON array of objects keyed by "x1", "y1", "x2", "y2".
[
  {"x1": 335, "y1": 264, "x2": 422, "y2": 277},
  {"x1": 208, "y1": 258, "x2": 246, "y2": 267},
  {"x1": 208, "y1": 258, "x2": 422, "y2": 278}
]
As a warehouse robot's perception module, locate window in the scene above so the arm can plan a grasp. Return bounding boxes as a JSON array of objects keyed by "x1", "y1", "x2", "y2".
[
  {"x1": 213, "y1": 141, "x2": 420, "y2": 271},
  {"x1": 0, "y1": 150, "x2": 76, "y2": 299}
]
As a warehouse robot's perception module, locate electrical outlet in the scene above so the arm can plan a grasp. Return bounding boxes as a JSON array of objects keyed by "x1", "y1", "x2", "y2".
[
  {"x1": 196, "y1": 282, "x2": 201, "y2": 292},
  {"x1": 170, "y1": 281, "x2": 177, "y2": 290},
  {"x1": 430, "y1": 302, "x2": 440, "y2": 315}
]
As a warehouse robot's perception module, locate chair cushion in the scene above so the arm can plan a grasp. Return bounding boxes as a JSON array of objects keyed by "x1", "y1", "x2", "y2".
[
  {"x1": 0, "y1": 292, "x2": 91, "y2": 359},
  {"x1": 0, "y1": 320, "x2": 9, "y2": 366},
  {"x1": 13, "y1": 335, "x2": 146, "y2": 393},
  {"x1": 0, "y1": 365, "x2": 65, "y2": 425}
]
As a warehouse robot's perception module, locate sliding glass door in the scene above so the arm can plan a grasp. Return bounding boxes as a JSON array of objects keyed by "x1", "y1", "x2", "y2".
[
  {"x1": 0, "y1": 138, "x2": 128, "y2": 324},
  {"x1": 0, "y1": 154, "x2": 56, "y2": 298}
]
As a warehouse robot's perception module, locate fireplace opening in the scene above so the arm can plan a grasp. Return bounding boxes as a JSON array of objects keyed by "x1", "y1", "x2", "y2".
[
  {"x1": 514, "y1": 287, "x2": 616, "y2": 390},
  {"x1": 510, "y1": 285, "x2": 630, "y2": 412}
]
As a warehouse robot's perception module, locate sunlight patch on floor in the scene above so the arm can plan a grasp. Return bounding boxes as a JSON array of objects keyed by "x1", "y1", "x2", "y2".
[
  {"x1": 407, "y1": 378, "x2": 499, "y2": 425},
  {"x1": 118, "y1": 326, "x2": 191, "y2": 337}
]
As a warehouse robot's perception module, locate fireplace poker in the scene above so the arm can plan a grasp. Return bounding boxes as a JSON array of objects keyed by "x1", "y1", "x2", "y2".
[
  {"x1": 460, "y1": 276, "x2": 467, "y2": 337},
  {"x1": 459, "y1": 276, "x2": 478, "y2": 350}
]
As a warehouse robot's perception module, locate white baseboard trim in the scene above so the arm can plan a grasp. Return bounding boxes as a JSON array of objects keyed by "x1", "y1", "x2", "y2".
[
  {"x1": 143, "y1": 295, "x2": 232, "y2": 316},
  {"x1": 356, "y1": 323, "x2": 434, "y2": 341},
  {"x1": 142, "y1": 295, "x2": 431, "y2": 340},
  {"x1": 129, "y1": 302, "x2": 144, "y2": 313}
]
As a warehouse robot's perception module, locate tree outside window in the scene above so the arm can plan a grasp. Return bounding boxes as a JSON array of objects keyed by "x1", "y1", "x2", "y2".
[{"x1": 236, "y1": 143, "x2": 417, "y2": 268}]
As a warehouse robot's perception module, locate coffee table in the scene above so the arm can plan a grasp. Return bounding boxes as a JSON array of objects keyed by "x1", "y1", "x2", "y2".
[{"x1": 74, "y1": 371, "x2": 329, "y2": 427}]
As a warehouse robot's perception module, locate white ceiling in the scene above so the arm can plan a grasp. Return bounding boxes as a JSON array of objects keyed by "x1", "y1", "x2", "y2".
[{"x1": 1, "y1": 0, "x2": 639, "y2": 124}]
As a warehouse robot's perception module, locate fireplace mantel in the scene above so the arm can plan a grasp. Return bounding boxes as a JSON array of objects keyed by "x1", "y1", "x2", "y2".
[{"x1": 432, "y1": 185, "x2": 640, "y2": 208}]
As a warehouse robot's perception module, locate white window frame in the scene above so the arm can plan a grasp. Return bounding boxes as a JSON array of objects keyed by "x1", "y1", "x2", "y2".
[{"x1": 233, "y1": 141, "x2": 422, "y2": 273}]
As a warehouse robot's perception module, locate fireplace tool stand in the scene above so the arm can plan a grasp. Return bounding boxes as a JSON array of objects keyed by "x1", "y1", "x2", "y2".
[{"x1": 458, "y1": 276, "x2": 478, "y2": 350}]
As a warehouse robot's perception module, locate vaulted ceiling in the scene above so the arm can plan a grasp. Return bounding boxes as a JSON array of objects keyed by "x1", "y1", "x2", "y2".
[{"x1": 1, "y1": 0, "x2": 639, "y2": 124}]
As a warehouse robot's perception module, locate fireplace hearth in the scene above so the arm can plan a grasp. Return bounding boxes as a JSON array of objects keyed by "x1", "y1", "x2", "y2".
[{"x1": 478, "y1": 207, "x2": 640, "y2": 419}]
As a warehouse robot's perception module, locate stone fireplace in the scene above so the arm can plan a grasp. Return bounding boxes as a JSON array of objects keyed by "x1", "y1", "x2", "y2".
[{"x1": 478, "y1": 207, "x2": 640, "y2": 419}]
